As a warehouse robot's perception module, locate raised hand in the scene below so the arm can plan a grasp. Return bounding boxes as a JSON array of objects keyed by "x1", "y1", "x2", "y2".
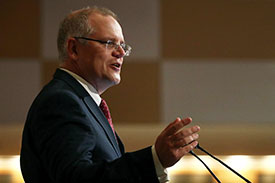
[{"x1": 155, "y1": 117, "x2": 200, "y2": 168}]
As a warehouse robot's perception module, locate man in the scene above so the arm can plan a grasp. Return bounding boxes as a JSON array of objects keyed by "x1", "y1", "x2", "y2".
[{"x1": 20, "y1": 6, "x2": 200, "y2": 183}]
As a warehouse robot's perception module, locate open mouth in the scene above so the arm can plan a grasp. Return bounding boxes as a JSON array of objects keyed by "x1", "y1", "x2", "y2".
[{"x1": 111, "y1": 63, "x2": 121, "y2": 69}]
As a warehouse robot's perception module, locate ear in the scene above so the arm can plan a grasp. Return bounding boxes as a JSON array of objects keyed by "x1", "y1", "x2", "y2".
[{"x1": 67, "y1": 38, "x2": 78, "y2": 60}]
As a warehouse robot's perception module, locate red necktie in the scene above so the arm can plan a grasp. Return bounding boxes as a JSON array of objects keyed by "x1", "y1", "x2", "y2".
[{"x1": 100, "y1": 99, "x2": 116, "y2": 136}]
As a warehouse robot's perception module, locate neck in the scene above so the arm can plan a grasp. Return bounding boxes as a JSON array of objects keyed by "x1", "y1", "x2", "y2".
[{"x1": 60, "y1": 61, "x2": 112, "y2": 95}]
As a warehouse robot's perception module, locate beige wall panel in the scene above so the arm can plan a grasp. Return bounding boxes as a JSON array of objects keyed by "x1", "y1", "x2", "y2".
[
  {"x1": 0, "y1": 60, "x2": 40, "y2": 124},
  {"x1": 102, "y1": 61, "x2": 160, "y2": 124},
  {"x1": 197, "y1": 124, "x2": 275, "y2": 155},
  {"x1": 0, "y1": 0, "x2": 40, "y2": 58},
  {"x1": 162, "y1": 0, "x2": 275, "y2": 58},
  {"x1": 42, "y1": 0, "x2": 160, "y2": 59},
  {"x1": 116, "y1": 124, "x2": 275, "y2": 155},
  {"x1": 161, "y1": 60, "x2": 275, "y2": 124}
]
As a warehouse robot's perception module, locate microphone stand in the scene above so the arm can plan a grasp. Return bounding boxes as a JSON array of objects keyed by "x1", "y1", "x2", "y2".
[
  {"x1": 190, "y1": 144, "x2": 252, "y2": 183},
  {"x1": 190, "y1": 150, "x2": 221, "y2": 183}
]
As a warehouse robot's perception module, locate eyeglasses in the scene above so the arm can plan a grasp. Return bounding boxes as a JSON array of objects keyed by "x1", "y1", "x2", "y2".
[{"x1": 74, "y1": 37, "x2": 132, "y2": 56}]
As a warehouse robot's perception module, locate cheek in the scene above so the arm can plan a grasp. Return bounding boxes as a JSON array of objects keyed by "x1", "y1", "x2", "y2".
[
  {"x1": 84, "y1": 50, "x2": 111, "y2": 75},
  {"x1": 92, "y1": 57, "x2": 109, "y2": 76}
]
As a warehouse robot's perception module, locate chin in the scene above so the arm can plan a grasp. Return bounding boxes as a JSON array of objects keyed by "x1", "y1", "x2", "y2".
[
  {"x1": 103, "y1": 74, "x2": 121, "y2": 88},
  {"x1": 112, "y1": 74, "x2": 121, "y2": 85},
  {"x1": 113, "y1": 78, "x2": 121, "y2": 85}
]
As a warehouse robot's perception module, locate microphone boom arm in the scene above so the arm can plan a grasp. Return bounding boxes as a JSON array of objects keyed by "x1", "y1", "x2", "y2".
[
  {"x1": 191, "y1": 144, "x2": 252, "y2": 183},
  {"x1": 190, "y1": 150, "x2": 221, "y2": 183}
]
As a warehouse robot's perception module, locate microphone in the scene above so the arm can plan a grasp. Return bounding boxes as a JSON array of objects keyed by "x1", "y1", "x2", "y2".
[{"x1": 190, "y1": 143, "x2": 252, "y2": 183}]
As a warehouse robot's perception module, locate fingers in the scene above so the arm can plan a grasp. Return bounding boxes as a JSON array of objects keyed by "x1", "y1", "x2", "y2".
[
  {"x1": 172, "y1": 133, "x2": 199, "y2": 148},
  {"x1": 172, "y1": 125, "x2": 200, "y2": 142},
  {"x1": 170, "y1": 124, "x2": 200, "y2": 148},
  {"x1": 179, "y1": 140, "x2": 199, "y2": 154},
  {"x1": 164, "y1": 117, "x2": 192, "y2": 136},
  {"x1": 154, "y1": 117, "x2": 200, "y2": 168},
  {"x1": 163, "y1": 117, "x2": 200, "y2": 148}
]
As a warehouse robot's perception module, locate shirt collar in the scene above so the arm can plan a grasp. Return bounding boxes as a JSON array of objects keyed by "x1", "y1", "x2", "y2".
[{"x1": 60, "y1": 68, "x2": 101, "y2": 106}]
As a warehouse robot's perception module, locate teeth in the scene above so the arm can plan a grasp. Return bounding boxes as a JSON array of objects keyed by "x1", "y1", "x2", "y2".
[{"x1": 113, "y1": 63, "x2": 120, "y2": 67}]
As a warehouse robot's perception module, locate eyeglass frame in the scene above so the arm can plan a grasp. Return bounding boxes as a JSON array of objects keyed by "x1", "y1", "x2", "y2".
[{"x1": 74, "y1": 36, "x2": 132, "y2": 56}]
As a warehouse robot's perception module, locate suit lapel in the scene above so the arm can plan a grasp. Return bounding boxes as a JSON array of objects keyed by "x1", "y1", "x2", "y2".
[
  {"x1": 83, "y1": 97, "x2": 121, "y2": 157},
  {"x1": 116, "y1": 133, "x2": 125, "y2": 154},
  {"x1": 54, "y1": 69, "x2": 121, "y2": 157}
]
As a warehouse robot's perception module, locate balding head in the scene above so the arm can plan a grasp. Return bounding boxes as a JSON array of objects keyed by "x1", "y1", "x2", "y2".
[{"x1": 57, "y1": 6, "x2": 118, "y2": 61}]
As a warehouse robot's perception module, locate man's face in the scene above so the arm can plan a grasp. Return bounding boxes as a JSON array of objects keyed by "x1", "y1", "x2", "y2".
[{"x1": 75, "y1": 13, "x2": 126, "y2": 94}]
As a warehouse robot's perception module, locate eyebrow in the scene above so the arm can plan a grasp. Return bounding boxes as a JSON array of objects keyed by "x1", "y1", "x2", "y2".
[{"x1": 103, "y1": 37, "x2": 125, "y2": 44}]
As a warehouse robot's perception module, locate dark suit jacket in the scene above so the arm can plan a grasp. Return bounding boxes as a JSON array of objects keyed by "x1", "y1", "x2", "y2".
[{"x1": 20, "y1": 69, "x2": 159, "y2": 183}]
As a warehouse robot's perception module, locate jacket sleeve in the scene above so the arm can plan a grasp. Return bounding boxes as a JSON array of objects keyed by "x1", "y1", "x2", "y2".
[{"x1": 28, "y1": 90, "x2": 159, "y2": 183}]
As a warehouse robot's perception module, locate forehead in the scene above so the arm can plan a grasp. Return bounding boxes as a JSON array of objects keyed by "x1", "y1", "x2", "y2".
[{"x1": 88, "y1": 13, "x2": 124, "y2": 41}]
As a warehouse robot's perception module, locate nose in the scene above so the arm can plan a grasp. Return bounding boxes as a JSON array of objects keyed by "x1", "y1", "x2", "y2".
[{"x1": 112, "y1": 45, "x2": 126, "y2": 58}]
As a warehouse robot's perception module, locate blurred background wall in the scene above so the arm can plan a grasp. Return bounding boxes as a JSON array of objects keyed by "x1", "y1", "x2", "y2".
[{"x1": 0, "y1": 0, "x2": 275, "y2": 182}]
